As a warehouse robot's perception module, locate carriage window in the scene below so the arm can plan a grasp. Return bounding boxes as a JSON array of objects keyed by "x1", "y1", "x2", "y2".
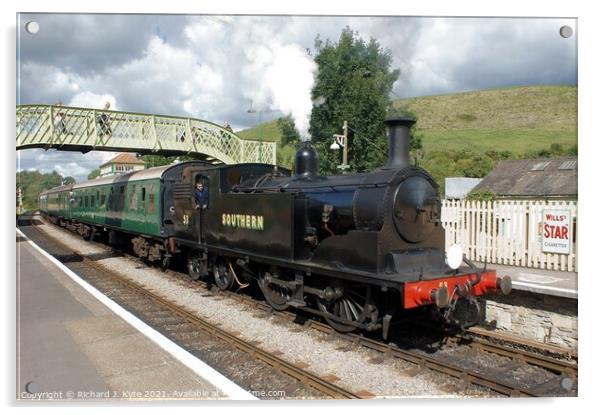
[
  {"x1": 91, "y1": 195, "x2": 95, "y2": 207},
  {"x1": 141, "y1": 187, "x2": 146, "y2": 202},
  {"x1": 130, "y1": 185, "x2": 138, "y2": 210},
  {"x1": 84, "y1": 196, "x2": 89, "y2": 207},
  {"x1": 149, "y1": 193, "x2": 155, "y2": 214},
  {"x1": 100, "y1": 194, "x2": 106, "y2": 207},
  {"x1": 78, "y1": 197, "x2": 83, "y2": 207}
]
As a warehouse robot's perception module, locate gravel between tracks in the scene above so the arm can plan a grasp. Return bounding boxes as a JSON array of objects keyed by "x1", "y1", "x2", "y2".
[{"x1": 33, "y1": 219, "x2": 468, "y2": 398}]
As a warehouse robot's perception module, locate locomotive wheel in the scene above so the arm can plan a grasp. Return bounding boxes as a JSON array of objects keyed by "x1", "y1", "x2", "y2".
[
  {"x1": 187, "y1": 250, "x2": 205, "y2": 280},
  {"x1": 214, "y1": 260, "x2": 234, "y2": 291},
  {"x1": 317, "y1": 283, "x2": 377, "y2": 333},
  {"x1": 258, "y1": 272, "x2": 291, "y2": 311}
]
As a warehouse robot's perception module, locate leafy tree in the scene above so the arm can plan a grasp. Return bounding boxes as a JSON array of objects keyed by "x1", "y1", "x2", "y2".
[
  {"x1": 140, "y1": 154, "x2": 197, "y2": 168},
  {"x1": 466, "y1": 189, "x2": 496, "y2": 202},
  {"x1": 277, "y1": 115, "x2": 300, "y2": 146},
  {"x1": 88, "y1": 168, "x2": 101, "y2": 180},
  {"x1": 16, "y1": 170, "x2": 74, "y2": 210},
  {"x1": 140, "y1": 155, "x2": 179, "y2": 168},
  {"x1": 309, "y1": 27, "x2": 400, "y2": 174}
]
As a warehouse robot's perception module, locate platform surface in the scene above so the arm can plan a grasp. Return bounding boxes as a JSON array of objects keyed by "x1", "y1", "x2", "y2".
[
  {"x1": 16, "y1": 231, "x2": 247, "y2": 401},
  {"x1": 476, "y1": 261, "x2": 577, "y2": 299}
]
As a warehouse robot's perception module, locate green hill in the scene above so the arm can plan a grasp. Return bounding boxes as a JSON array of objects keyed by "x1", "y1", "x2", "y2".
[
  {"x1": 236, "y1": 120, "x2": 281, "y2": 142},
  {"x1": 237, "y1": 119, "x2": 297, "y2": 167},
  {"x1": 233, "y1": 85, "x2": 577, "y2": 177},
  {"x1": 394, "y1": 85, "x2": 576, "y2": 153},
  {"x1": 236, "y1": 84, "x2": 577, "y2": 158}
]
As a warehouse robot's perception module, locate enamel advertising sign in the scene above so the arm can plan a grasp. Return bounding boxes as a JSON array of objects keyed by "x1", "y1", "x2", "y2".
[{"x1": 542, "y1": 210, "x2": 571, "y2": 254}]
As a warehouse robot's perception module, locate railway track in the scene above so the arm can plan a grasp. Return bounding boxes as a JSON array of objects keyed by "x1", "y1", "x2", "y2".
[
  {"x1": 18, "y1": 216, "x2": 359, "y2": 399},
  {"x1": 227, "y1": 292, "x2": 578, "y2": 397},
  {"x1": 18, "y1": 213, "x2": 578, "y2": 398}
]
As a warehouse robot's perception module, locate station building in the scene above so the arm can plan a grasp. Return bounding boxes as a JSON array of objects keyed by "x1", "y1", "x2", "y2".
[
  {"x1": 470, "y1": 156, "x2": 577, "y2": 201},
  {"x1": 99, "y1": 153, "x2": 147, "y2": 177}
]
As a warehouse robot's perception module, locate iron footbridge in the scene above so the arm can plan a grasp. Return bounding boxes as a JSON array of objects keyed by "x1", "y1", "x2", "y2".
[{"x1": 16, "y1": 105, "x2": 276, "y2": 165}]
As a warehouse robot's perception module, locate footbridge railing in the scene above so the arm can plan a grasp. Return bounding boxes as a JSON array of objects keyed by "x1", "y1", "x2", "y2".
[{"x1": 16, "y1": 105, "x2": 276, "y2": 165}]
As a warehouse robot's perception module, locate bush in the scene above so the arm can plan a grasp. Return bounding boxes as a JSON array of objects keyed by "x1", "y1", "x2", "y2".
[{"x1": 466, "y1": 189, "x2": 496, "y2": 201}]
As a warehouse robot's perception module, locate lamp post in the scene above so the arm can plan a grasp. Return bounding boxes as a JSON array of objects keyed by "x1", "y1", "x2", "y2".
[
  {"x1": 247, "y1": 101, "x2": 266, "y2": 161},
  {"x1": 330, "y1": 120, "x2": 349, "y2": 172},
  {"x1": 247, "y1": 102, "x2": 263, "y2": 140}
]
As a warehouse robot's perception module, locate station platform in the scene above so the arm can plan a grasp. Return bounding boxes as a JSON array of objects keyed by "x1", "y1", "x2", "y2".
[
  {"x1": 16, "y1": 229, "x2": 254, "y2": 401},
  {"x1": 476, "y1": 261, "x2": 577, "y2": 299}
]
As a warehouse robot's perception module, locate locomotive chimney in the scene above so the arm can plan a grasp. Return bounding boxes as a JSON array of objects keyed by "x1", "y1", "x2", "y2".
[
  {"x1": 384, "y1": 116, "x2": 416, "y2": 169},
  {"x1": 294, "y1": 141, "x2": 319, "y2": 178}
]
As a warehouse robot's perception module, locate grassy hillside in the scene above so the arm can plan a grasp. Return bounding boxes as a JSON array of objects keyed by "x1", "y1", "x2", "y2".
[
  {"x1": 236, "y1": 120, "x2": 281, "y2": 142},
  {"x1": 236, "y1": 85, "x2": 577, "y2": 170},
  {"x1": 395, "y1": 85, "x2": 577, "y2": 153},
  {"x1": 237, "y1": 120, "x2": 297, "y2": 167}
]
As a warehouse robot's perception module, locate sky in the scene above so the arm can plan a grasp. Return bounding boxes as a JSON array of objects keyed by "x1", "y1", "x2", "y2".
[{"x1": 15, "y1": 14, "x2": 577, "y2": 181}]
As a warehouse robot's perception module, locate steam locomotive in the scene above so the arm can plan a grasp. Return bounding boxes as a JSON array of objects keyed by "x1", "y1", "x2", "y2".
[{"x1": 39, "y1": 117, "x2": 511, "y2": 338}]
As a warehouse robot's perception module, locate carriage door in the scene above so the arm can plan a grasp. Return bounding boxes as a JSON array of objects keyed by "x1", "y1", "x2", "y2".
[{"x1": 171, "y1": 170, "x2": 205, "y2": 244}]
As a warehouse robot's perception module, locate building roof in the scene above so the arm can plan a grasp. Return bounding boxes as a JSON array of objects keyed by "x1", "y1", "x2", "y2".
[
  {"x1": 73, "y1": 165, "x2": 172, "y2": 189},
  {"x1": 472, "y1": 157, "x2": 577, "y2": 198},
  {"x1": 100, "y1": 153, "x2": 146, "y2": 167}
]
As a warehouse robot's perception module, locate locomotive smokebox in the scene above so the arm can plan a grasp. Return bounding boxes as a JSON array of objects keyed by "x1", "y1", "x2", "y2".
[
  {"x1": 294, "y1": 141, "x2": 319, "y2": 178},
  {"x1": 384, "y1": 116, "x2": 416, "y2": 169}
]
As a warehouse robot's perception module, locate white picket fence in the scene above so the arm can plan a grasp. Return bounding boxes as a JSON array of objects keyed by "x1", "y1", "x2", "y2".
[{"x1": 441, "y1": 199, "x2": 577, "y2": 272}]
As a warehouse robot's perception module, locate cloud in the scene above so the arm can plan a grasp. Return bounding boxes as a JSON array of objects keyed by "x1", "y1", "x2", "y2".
[
  {"x1": 69, "y1": 91, "x2": 117, "y2": 109},
  {"x1": 16, "y1": 14, "x2": 577, "y2": 180},
  {"x1": 16, "y1": 149, "x2": 116, "y2": 181}
]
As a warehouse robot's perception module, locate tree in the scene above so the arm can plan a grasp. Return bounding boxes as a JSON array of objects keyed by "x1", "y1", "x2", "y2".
[
  {"x1": 277, "y1": 116, "x2": 300, "y2": 145},
  {"x1": 140, "y1": 155, "x2": 178, "y2": 168},
  {"x1": 140, "y1": 154, "x2": 197, "y2": 168},
  {"x1": 16, "y1": 170, "x2": 73, "y2": 210},
  {"x1": 309, "y1": 27, "x2": 400, "y2": 174},
  {"x1": 88, "y1": 168, "x2": 101, "y2": 180}
]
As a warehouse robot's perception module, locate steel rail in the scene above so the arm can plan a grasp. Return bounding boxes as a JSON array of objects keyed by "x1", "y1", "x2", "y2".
[
  {"x1": 18, "y1": 220, "x2": 360, "y2": 399},
  {"x1": 24, "y1": 214, "x2": 577, "y2": 397}
]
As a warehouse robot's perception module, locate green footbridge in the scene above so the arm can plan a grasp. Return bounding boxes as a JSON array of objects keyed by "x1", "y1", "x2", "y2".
[{"x1": 16, "y1": 105, "x2": 276, "y2": 165}]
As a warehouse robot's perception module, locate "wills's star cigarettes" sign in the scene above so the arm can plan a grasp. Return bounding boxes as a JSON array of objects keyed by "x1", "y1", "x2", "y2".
[{"x1": 542, "y1": 210, "x2": 571, "y2": 254}]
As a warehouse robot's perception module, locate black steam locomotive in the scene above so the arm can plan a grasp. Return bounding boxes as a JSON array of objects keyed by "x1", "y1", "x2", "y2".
[{"x1": 40, "y1": 117, "x2": 510, "y2": 338}]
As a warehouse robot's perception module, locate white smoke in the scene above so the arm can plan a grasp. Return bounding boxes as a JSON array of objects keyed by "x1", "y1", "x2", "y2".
[{"x1": 242, "y1": 43, "x2": 317, "y2": 140}]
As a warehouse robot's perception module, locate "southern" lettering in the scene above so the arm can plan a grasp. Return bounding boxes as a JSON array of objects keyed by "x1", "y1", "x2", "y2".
[{"x1": 222, "y1": 213, "x2": 264, "y2": 231}]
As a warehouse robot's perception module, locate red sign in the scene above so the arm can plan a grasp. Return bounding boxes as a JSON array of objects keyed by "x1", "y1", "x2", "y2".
[{"x1": 542, "y1": 210, "x2": 571, "y2": 254}]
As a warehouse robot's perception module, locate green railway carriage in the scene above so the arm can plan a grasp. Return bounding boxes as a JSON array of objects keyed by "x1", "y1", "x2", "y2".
[
  {"x1": 38, "y1": 161, "x2": 217, "y2": 264},
  {"x1": 39, "y1": 184, "x2": 73, "y2": 219},
  {"x1": 39, "y1": 165, "x2": 183, "y2": 238},
  {"x1": 68, "y1": 167, "x2": 166, "y2": 237}
]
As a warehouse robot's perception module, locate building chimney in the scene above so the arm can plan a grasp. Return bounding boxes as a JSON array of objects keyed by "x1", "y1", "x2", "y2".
[{"x1": 384, "y1": 116, "x2": 415, "y2": 169}]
